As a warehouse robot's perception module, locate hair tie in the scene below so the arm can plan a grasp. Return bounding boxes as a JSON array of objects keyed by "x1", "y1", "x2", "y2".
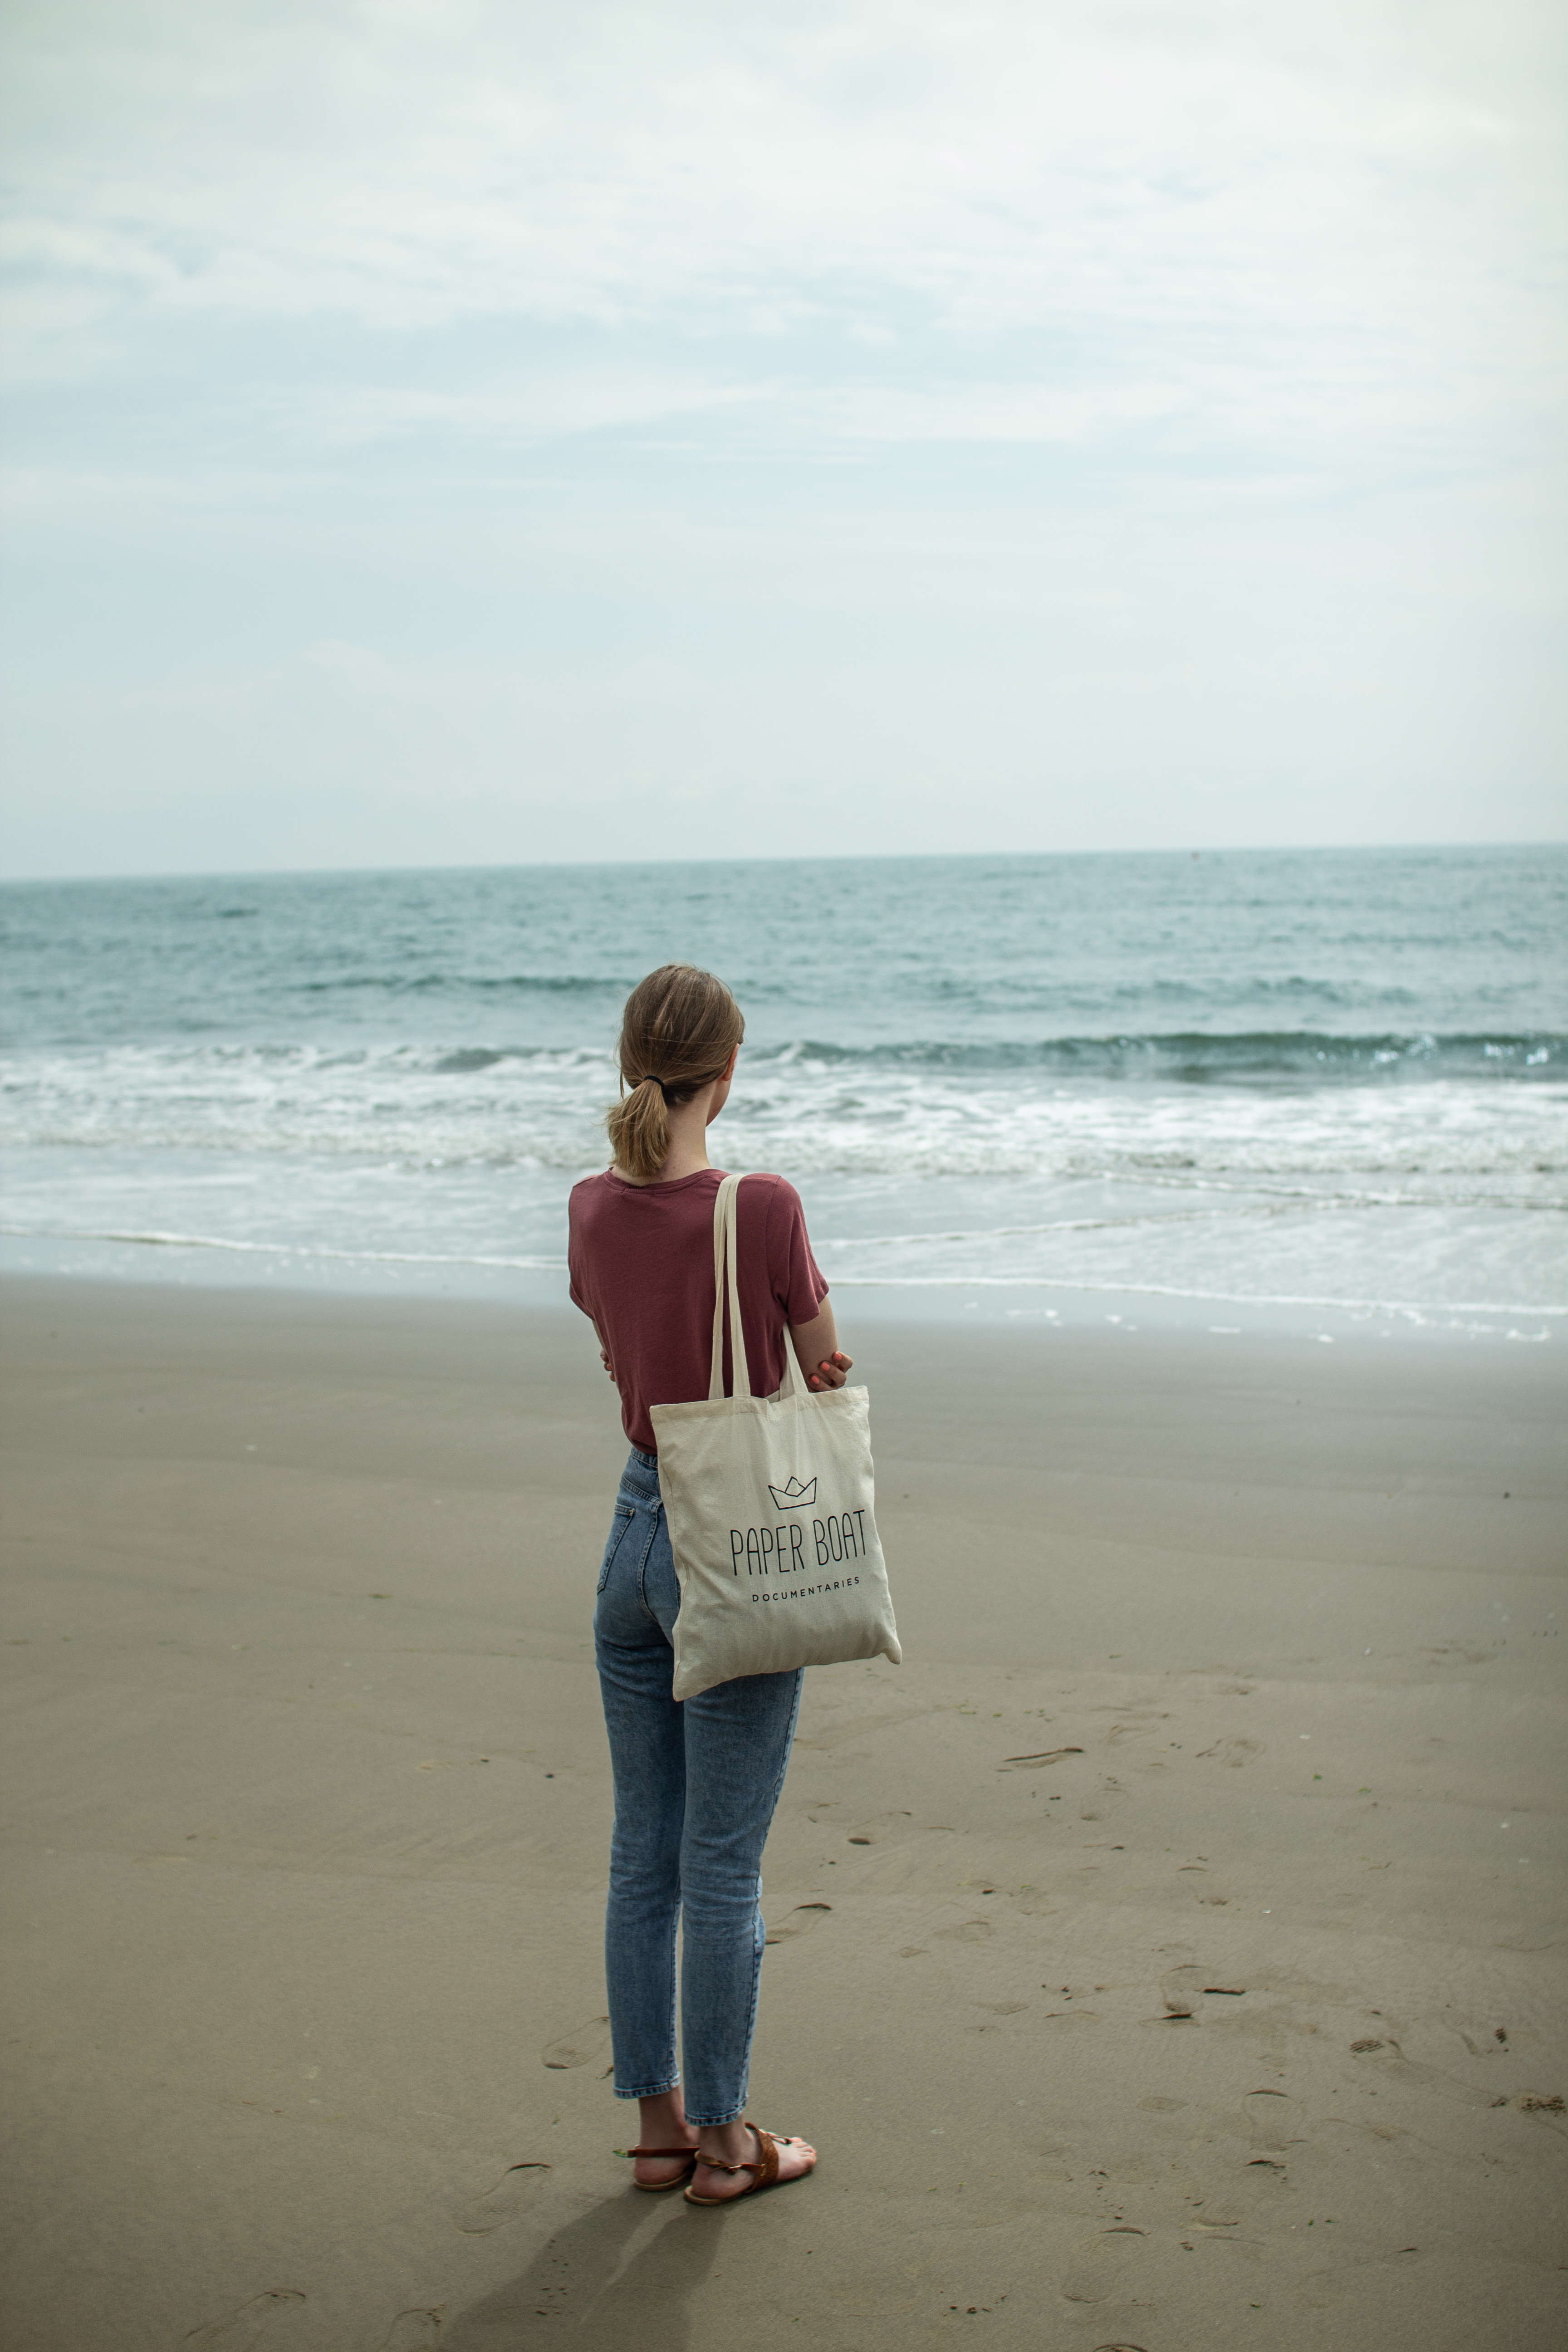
[{"x1": 638, "y1": 1074, "x2": 673, "y2": 1103}]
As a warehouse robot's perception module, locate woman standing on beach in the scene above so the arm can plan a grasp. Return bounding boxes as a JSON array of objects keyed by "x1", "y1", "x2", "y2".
[{"x1": 568, "y1": 965, "x2": 845, "y2": 2205}]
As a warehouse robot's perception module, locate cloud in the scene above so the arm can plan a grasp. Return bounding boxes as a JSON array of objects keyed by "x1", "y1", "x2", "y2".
[
  {"x1": 4, "y1": 3, "x2": 1559, "y2": 396},
  {"x1": 0, "y1": 0, "x2": 1562, "y2": 871}
]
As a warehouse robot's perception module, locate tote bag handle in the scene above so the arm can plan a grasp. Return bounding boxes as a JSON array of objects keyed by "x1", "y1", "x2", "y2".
[{"x1": 707, "y1": 1173, "x2": 811, "y2": 1406}]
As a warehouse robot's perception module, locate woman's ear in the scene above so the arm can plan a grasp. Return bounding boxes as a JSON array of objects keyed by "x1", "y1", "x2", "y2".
[{"x1": 724, "y1": 1043, "x2": 740, "y2": 1080}]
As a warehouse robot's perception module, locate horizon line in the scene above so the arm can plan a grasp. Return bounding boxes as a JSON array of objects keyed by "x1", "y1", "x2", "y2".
[{"x1": 4, "y1": 836, "x2": 1566, "y2": 890}]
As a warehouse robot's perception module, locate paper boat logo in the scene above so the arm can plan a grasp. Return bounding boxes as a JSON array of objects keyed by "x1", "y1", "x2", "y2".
[{"x1": 767, "y1": 1475, "x2": 818, "y2": 1511}]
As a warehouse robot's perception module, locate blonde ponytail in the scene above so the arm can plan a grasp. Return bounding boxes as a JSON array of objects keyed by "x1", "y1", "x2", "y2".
[
  {"x1": 606, "y1": 965, "x2": 745, "y2": 1182},
  {"x1": 610, "y1": 1076, "x2": 671, "y2": 1183}
]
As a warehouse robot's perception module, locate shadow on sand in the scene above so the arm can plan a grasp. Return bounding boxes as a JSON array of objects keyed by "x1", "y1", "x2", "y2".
[{"x1": 442, "y1": 2184, "x2": 723, "y2": 2349}]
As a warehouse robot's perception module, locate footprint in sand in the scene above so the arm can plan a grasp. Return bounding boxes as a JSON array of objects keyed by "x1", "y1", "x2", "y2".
[
  {"x1": 765, "y1": 1902, "x2": 833, "y2": 1945},
  {"x1": 969, "y1": 2000, "x2": 1030, "y2": 2033},
  {"x1": 1244, "y1": 2089, "x2": 1298, "y2": 2153},
  {"x1": 1351, "y1": 2034, "x2": 1519, "y2": 2109},
  {"x1": 377, "y1": 2313, "x2": 443, "y2": 2351},
  {"x1": 839, "y1": 1808, "x2": 914, "y2": 1844},
  {"x1": 182, "y1": 2290, "x2": 307, "y2": 2351},
  {"x1": 934, "y1": 1917, "x2": 994, "y2": 1943},
  {"x1": 1196, "y1": 1736, "x2": 1264, "y2": 1767},
  {"x1": 1298, "y1": 2244, "x2": 1423, "y2": 2311},
  {"x1": 1059, "y1": 2225, "x2": 1149, "y2": 2304},
  {"x1": 1160, "y1": 1965, "x2": 1204, "y2": 2017},
  {"x1": 451, "y1": 2162, "x2": 551, "y2": 2234},
  {"x1": 541, "y1": 2016, "x2": 610, "y2": 2069}
]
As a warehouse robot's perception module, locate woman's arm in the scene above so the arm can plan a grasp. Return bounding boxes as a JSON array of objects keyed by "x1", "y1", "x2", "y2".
[{"x1": 789, "y1": 1301, "x2": 852, "y2": 1392}]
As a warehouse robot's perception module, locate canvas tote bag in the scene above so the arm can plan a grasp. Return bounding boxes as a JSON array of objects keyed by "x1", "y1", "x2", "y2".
[{"x1": 649, "y1": 1173, "x2": 902, "y2": 1702}]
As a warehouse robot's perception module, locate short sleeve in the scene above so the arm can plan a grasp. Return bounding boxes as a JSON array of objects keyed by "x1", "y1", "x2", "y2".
[
  {"x1": 765, "y1": 1176, "x2": 828, "y2": 1324},
  {"x1": 567, "y1": 1185, "x2": 593, "y2": 1318}
]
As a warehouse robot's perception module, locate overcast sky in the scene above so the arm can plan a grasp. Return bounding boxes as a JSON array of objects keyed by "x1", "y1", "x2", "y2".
[{"x1": 1, "y1": 0, "x2": 1563, "y2": 877}]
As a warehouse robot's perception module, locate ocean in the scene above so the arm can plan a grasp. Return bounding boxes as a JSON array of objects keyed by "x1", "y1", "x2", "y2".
[{"x1": 3, "y1": 846, "x2": 1564, "y2": 1342}]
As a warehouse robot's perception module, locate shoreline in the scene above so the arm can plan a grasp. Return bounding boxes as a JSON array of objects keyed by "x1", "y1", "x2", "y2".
[
  {"x1": 2, "y1": 1276, "x2": 1564, "y2": 2349},
  {"x1": 1, "y1": 1244, "x2": 1558, "y2": 1348}
]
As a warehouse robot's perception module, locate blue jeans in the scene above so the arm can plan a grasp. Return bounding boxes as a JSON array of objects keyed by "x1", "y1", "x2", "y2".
[{"x1": 593, "y1": 1446, "x2": 804, "y2": 2127}]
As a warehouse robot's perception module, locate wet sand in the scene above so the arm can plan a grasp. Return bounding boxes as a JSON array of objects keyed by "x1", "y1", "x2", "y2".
[{"x1": 1, "y1": 1275, "x2": 1564, "y2": 2352}]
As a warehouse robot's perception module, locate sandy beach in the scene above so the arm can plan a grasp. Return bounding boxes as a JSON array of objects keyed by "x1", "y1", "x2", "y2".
[{"x1": 1, "y1": 1274, "x2": 1564, "y2": 2352}]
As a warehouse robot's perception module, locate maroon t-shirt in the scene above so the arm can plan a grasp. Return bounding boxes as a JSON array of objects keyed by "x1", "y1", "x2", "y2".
[{"x1": 568, "y1": 1166, "x2": 828, "y2": 1454}]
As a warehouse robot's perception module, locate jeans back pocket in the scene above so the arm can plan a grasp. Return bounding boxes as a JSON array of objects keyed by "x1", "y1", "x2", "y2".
[{"x1": 597, "y1": 1503, "x2": 636, "y2": 1594}]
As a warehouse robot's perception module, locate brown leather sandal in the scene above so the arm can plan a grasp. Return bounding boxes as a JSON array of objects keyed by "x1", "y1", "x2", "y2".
[
  {"x1": 683, "y1": 2124, "x2": 813, "y2": 2205},
  {"x1": 622, "y1": 2143, "x2": 700, "y2": 2192}
]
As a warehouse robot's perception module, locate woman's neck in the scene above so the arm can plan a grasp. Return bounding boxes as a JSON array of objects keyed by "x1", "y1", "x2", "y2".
[
  {"x1": 619, "y1": 1081, "x2": 722, "y2": 1185},
  {"x1": 653, "y1": 1125, "x2": 714, "y2": 1183}
]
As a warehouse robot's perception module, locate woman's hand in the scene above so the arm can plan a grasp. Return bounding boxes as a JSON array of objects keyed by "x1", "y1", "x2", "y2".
[{"x1": 791, "y1": 1306, "x2": 847, "y2": 1391}]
